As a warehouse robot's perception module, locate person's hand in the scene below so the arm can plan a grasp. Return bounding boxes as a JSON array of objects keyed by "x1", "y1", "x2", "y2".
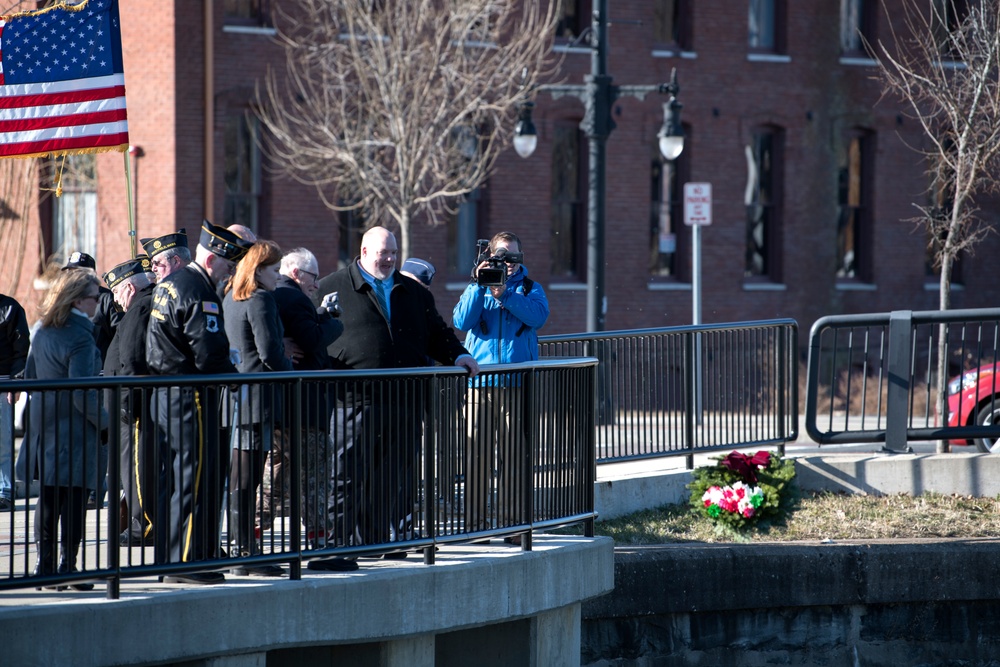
[
  {"x1": 283, "y1": 337, "x2": 303, "y2": 362},
  {"x1": 456, "y1": 356, "x2": 480, "y2": 377},
  {"x1": 320, "y1": 291, "x2": 341, "y2": 316}
]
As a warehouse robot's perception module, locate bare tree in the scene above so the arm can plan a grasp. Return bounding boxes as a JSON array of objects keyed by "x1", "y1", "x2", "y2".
[
  {"x1": 256, "y1": 0, "x2": 561, "y2": 259},
  {"x1": 873, "y1": 1, "x2": 1000, "y2": 452}
]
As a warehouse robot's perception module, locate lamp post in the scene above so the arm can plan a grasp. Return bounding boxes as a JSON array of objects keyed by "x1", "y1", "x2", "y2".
[{"x1": 514, "y1": 0, "x2": 683, "y2": 332}]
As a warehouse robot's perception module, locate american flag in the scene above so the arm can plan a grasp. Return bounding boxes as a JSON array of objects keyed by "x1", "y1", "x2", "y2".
[{"x1": 0, "y1": 0, "x2": 128, "y2": 158}]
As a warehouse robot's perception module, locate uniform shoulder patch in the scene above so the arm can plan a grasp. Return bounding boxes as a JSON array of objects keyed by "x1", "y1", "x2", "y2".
[{"x1": 202, "y1": 301, "x2": 219, "y2": 314}]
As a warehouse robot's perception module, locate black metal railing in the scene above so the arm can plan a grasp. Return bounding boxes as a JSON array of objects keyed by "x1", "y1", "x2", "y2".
[
  {"x1": 0, "y1": 357, "x2": 597, "y2": 596},
  {"x1": 539, "y1": 320, "x2": 798, "y2": 466},
  {"x1": 805, "y1": 308, "x2": 1000, "y2": 450}
]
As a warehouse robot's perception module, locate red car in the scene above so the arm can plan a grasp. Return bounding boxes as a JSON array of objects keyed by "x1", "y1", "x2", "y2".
[{"x1": 945, "y1": 363, "x2": 1000, "y2": 451}]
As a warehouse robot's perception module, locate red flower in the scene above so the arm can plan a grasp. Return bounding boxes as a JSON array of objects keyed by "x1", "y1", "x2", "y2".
[{"x1": 721, "y1": 450, "x2": 771, "y2": 484}]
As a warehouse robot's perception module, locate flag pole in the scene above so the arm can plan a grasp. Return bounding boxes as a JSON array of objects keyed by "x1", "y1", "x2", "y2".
[{"x1": 124, "y1": 149, "x2": 137, "y2": 258}]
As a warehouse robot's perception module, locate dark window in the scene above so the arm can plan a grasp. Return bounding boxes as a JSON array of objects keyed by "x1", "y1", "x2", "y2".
[
  {"x1": 654, "y1": 0, "x2": 693, "y2": 51},
  {"x1": 223, "y1": 114, "x2": 261, "y2": 232},
  {"x1": 748, "y1": 0, "x2": 786, "y2": 54},
  {"x1": 841, "y1": 0, "x2": 877, "y2": 55},
  {"x1": 556, "y1": 0, "x2": 593, "y2": 42},
  {"x1": 224, "y1": 0, "x2": 271, "y2": 26},
  {"x1": 745, "y1": 127, "x2": 784, "y2": 281},
  {"x1": 448, "y1": 188, "x2": 485, "y2": 277},
  {"x1": 551, "y1": 123, "x2": 586, "y2": 279},
  {"x1": 932, "y1": 0, "x2": 970, "y2": 54},
  {"x1": 925, "y1": 155, "x2": 964, "y2": 285},
  {"x1": 48, "y1": 154, "x2": 97, "y2": 262},
  {"x1": 650, "y1": 132, "x2": 690, "y2": 280},
  {"x1": 338, "y1": 207, "x2": 366, "y2": 271},
  {"x1": 836, "y1": 130, "x2": 875, "y2": 281}
]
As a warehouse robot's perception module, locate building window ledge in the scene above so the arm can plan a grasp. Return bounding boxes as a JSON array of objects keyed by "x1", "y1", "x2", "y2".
[
  {"x1": 648, "y1": 281, "x2": 692, "y2": 291},
  {"x1": 742, "y1": 282, "x2": 787, "y2": 291},
  {"x1": 835, "y1": 281, "x2": 877, "y2": 291},
  {"x1": 747, "y1": 53, "x2": 792, "y2": 64},
  {"x1": 222, "y1": 25, "x2": 277, "y2": 36}
]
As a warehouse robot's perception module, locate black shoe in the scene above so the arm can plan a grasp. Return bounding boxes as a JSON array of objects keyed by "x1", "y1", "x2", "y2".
[
  {"x1": 119, "y1": 530, "x2": 153, "y2": 547},
  {"x1": 161, "y1": 572, "x2": 226, "y2": 585},
  {"x1": 231, "y1": 564, "x2": 285, "y2": 577},
  {"x1": 381, "y1": 551, "x2": 408, "y2": 560},
  {"x1": 0, "y1": 497, "x2": 11, "y2": 511},
  {"x1": 307, "y1": 557, "x2": 359, "y2": 572},
  {"x1": 86, "y1": 494, "x2": 98, "y2": 510}
]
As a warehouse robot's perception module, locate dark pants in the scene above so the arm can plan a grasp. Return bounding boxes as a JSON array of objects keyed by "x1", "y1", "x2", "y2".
[
  {"x1": 328, "y1": 398, "x2": 421, "y2": 546},
  {"x1": 153, "y1": 386, "x2": 225, "y2": 563},
  {"x1": 119, "y1": 408, "x2": 159, "y2": 538},
  {"x1": 465, "y1": 385, "x2": 528, "y2": 531},
  {"x1": 34, "y1": 485, "x2": 87, "y2": 568}
]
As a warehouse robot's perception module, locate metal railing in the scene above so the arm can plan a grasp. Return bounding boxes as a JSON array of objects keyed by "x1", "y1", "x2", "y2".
[
  {"x1": 539, "y1": 319, "x2": 798, "y2": 467},
  {"x1": 0, "y1": 357, "x2": 597, "y2": 596},
  {"x1": 805, "y1": 308, "x2": 1000, "y2": 450}
]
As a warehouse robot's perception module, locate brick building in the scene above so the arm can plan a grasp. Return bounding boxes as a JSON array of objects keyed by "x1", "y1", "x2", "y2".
[{"x1": 3, "y1": 0, "x2": 997, "y2": 350}]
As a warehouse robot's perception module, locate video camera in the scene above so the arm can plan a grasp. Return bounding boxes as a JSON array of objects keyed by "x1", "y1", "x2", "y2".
[{"x1": 474, "y1": 238, "x2": 523, "y2": 287}]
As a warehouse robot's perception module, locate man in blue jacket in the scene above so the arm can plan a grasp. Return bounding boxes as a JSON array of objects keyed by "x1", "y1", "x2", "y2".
[{"x1": 452, "y1": 231, "x2": 549, "y2": 541}]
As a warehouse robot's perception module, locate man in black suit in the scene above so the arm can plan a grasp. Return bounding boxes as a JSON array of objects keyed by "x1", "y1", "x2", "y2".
[
  {"x1": 313, "y1": 226, "x2": 478, "y2": 561},
  {"x1": 268, "y1": 247, "x2": 343, "y2": 552}
]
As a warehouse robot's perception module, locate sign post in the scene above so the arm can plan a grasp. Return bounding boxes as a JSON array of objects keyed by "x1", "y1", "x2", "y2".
[
  {"x1": 683, "y1": 182, "x2": 712, "y2": 325},
  {"x1": 683, "y1": 183, "x2": 712, "y2": 425}
]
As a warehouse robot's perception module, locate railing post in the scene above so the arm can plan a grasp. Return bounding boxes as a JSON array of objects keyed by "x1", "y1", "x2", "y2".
[
  {"x1": 886, "y1": 310, "x2": 914, "y2": 452},
  {"x1": 424, "y1": 374, "x2": 438, "y2": 564},
  {"x1": 522, "y1": 369, "x2": 536, "y2": 550},
  {"x1": 777, "y1": 326, "x2": 787, "y2": 458},
  {"x1": 288, "y1": 378, "x2": 302, "y2": 580},
  {"x1": 684, "y1": 331, "x2": 696, "y2": 469}
]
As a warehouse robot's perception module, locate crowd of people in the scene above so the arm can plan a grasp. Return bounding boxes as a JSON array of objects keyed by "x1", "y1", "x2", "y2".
[{"x1": 0, "y1": 222, "x2": 549, "y2": 587}]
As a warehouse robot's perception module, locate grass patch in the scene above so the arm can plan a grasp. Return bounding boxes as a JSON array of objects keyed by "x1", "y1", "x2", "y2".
[{"x1": 557, "y1": 491, "x2": 1000, "y2": 543}]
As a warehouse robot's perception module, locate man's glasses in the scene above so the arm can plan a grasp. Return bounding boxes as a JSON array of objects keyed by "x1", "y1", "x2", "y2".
[{"x1": 300, "y1": 269, "x2": 318, "y2": 281}]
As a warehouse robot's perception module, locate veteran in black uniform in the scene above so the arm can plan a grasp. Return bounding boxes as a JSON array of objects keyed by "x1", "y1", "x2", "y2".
[
  {"x1": 102, "y1": 256, "x2": 159, "y2": 549},
  {"x1": 146, "y1": 220, "x2": 251, "y2": 585}
]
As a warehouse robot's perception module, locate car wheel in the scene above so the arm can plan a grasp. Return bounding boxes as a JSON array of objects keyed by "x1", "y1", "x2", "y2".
[{"x1": 974, "y1": 403, "x2": 1000, "y2": 453}]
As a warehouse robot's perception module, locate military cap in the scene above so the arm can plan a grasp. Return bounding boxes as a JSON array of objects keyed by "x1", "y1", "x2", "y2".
[
  {"x1": 199, "y1": 219, "x2": 252, "y2": 262},
  {"x1": 103, "y1": 256, "x2": 153, "y2": 289},
  {"x1": 401, "y1": 258, "x2": 436, "y2": 286},
  {"x1": 139, "y1": 229, "x2": 188, "y2": 259},
  {"x1": 63, "y1": 251, "x2": 96, "y2": 270}
]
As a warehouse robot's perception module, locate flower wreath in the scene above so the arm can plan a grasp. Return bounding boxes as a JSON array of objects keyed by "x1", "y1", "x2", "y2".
[{"x1": 687, "y1": 450, "x2": 797, "y2": 533}]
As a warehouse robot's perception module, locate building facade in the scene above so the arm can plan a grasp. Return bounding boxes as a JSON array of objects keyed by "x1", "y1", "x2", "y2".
[{"x1": 2, "y1": 0, "x2": 996, "y2": 350}]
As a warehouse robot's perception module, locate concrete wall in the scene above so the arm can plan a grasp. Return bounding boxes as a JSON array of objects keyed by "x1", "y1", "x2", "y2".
[
  {"x1": 0, "y1": 537, "x2": 613, "y2": 667},
  {"x1": 580, "y1": 540, "x2": 1000, "y2": 666}
]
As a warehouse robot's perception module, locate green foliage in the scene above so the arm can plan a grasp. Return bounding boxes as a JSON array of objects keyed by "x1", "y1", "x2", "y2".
[{"x1": 687, "y1": 451, "x2": 798, "y2": 535}]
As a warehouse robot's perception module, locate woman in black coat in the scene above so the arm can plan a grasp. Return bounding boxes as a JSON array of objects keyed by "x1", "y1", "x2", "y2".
[{"x1": 223, "y1": 240, "x2": 291, "y2": 576}]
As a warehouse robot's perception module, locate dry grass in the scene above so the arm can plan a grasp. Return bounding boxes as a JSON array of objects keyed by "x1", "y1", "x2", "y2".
[{"x1": 564, "y1": 491, "x2": 1000, "y2": 544}]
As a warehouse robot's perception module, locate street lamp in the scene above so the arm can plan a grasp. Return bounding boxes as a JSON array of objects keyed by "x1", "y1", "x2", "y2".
[{"x1": 514, "y1": 0, "x2": 684, "y2": 332}]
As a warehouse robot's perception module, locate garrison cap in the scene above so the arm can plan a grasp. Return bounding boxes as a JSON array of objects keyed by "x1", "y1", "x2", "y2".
[
  {"x1": 401, "y1": 258, "x2": 436, "y2": 286},
  {"x1": 199, "y1": 219, "x2": 252, "y2": 262},
  {"x1": 62, "y1": 251, "x2": 96, "y2": 270},
  {"x1": 103, "y1": 256, "x2": 152, "y2": 289},
  {"x1": 140, "y1": 229, "x2": 188, "y2": 259}
]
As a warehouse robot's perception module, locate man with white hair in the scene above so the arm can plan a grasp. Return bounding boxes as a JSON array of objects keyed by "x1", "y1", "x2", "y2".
[{"x1": 257, "y1": 248, "x2": 344, "y2": 553}]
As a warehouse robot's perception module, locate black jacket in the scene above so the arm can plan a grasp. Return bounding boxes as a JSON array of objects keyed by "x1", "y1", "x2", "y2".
[
  {"x1": 0, "y1": 294, "x2": 29, "y2": 378},
  {"x1": 274, "y1": 274, "x2": 341, "y2": 371},
  {"x1": 146, "y1": 263, "x2": 236, "y2": 376},
  {"x1": 103, "y1": 284, "x2": 154, "y2": 417},
  {"x1": 315, "y1": 261, "x2": 469, "y2": 370},
  {"x1": 92, "y1": 287, "x2": 122, "y2": 362}
]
